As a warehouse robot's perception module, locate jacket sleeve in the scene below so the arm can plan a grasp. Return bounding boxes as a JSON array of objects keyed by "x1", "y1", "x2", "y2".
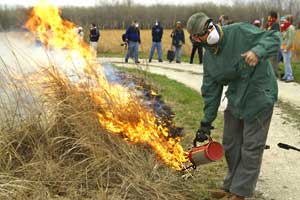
[
  {"x1": 138, "y1": 29, "x2": 141, "y2": 43},
  {"x1": 160, "y1": 27, "x2": 163, "y2": 40},
  {"x1": 201, "y1": 69, "x2": 223, "y2": 124},
  {"x1": 240, "y1": 23, "x2": 281, "y2": 59},
  {"x1": 125, "y1": 27, "x2": 130, "y2": 40},
  {"x1": 286, "y1": 26, "x2": 295, "y2": 49},
  {"x1": 152, "y1": 27, "x2": 154, "y2": 37}
]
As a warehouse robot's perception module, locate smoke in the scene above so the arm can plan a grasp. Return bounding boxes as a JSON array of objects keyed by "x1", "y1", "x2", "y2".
[{"x1": 0, "y1": 31, "x2": 91, "y2": 120}]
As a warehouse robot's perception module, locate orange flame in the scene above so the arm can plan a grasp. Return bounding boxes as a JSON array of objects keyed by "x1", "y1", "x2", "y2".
[{"x1": 25, "y1": 0, "x2": 187, "y2": 170}]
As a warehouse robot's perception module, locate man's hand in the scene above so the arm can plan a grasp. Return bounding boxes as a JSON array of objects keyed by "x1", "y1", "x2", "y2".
[
  {"x1": 195, "y1": 130, "x2": 209, "y2": 143},
  {"x1": 241, "y1": 51, "x2": 259, "y2": 66},
  {"x1": 194, "y1": 122, "x2": 214, "y2": 143}
]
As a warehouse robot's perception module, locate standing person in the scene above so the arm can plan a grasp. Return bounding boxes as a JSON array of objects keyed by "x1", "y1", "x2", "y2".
[
  {"x1": 89, "y1": 23, "x2": 100, "y2": 57},
  {"x1": 171, "y1": 21, "x2": 185, "y2": 63},
  {"x1": 281, "y1": 15, "x2": 295, "y2": 82},
  {"x1": 76, "y1": 26, "x2": 84, "y2": 43},
  {"x1": 187, "y1": 12, "x2": 280, "y2": 200},
  {"x1": 125, "y1": 21, "x2": 141, "y2": 64},
  {"x1": 267, "y1": 11, "x2": 280, "y2": 78},
  {"x1": 149, "y1": 20, "x2": 163, "y2": 63},
  {"x1": 189, "y1": 34, "x2": 203, "y2": 64}
]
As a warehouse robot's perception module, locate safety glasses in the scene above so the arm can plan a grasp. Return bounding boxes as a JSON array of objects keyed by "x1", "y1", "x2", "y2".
[{"x1": 193, "y1": 21, "x2": 214, "y2": 38}]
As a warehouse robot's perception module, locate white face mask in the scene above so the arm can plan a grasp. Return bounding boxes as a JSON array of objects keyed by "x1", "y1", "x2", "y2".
[
  {"x1": 135, "y1": 24, "x2": 139, "y2": 28},
  {"x1": 155, "y1": 22, "x2": 158, "y2": 26},
  {"x1": 207, "y1": 25, "x2": 220, "y2": 45}
]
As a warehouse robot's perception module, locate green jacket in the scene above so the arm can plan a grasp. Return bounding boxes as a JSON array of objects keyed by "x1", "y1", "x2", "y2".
[
  {"x1": 201, "y1": 23, "x2": 281, "y2": 124},
  {"x1": 281, "y1": 25, "x2": 295, "y2": 50}
]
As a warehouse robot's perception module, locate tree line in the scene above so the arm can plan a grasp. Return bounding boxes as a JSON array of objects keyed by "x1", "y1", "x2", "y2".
[{"x1": 0, "y1": 0, "x2": 299, "y2": 30}]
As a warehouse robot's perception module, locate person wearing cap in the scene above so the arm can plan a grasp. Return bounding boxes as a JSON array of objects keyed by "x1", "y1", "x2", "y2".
[
  {"x1": 170, "y1": 21, "x2": 185, "y2": 63},
  {"x1": 125, "y1": 21, "x2": 141, "y2": 64},
  {"x1": 252, "y1": 20, "x2": 261, "y2": 28},
  {"x1": 187, "y1": 12, "x2": 280, "y2": 200},
  {"x1": 149, "y1": 20, "x2": 163, "y2": 63},
  {"x1": 281, "y1": 15, "x2": 295, "y2": 82}
]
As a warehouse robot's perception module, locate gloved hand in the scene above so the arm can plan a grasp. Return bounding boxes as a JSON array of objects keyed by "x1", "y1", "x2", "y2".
[{"x1": 195, "y1": 122, "x2": 214, "y2": 143}]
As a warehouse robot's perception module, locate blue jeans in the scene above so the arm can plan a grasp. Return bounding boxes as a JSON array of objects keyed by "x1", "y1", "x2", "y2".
[
  {"x1": 125, "y1": 41, "x2": 139, "y2": 62},
  {"x1": 149, "y1": 42, "x2": 162, "y2": 60},
  {"x1": 282, "y1": 50, "x2": 294, "y2": 80},
  {"x1": 175, "y1": 46, "x2": 182, "y2": 62}
]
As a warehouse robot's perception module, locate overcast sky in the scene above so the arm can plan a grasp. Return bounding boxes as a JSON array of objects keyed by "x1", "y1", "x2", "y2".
[{"x1": 0, "y1": 0, "x2": 231, "y2": 7}]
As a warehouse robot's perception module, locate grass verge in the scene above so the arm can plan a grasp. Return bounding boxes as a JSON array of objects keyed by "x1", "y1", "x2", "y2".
[{"x1": 279, "y1": 62, "x2": 300, "y2": 83}]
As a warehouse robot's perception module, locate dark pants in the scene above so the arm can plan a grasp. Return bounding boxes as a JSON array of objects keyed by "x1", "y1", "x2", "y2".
[
  {"x1": 190, "y1": 45, "x2": 203, "y2": 64},
  {"x1": 223, "y1": 107, "x2": 273, "y2": 197},
  {"x1": 270, "y1": 55, "x2": 279, "y2": 78}
]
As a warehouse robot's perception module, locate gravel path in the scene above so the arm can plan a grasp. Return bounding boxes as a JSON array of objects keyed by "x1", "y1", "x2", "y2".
[{"x1": 100, "y1": 57, "x2": 300, "y2": 200}]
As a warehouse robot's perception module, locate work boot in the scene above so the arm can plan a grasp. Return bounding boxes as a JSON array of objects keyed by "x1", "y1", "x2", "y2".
[
  {"x1": 149, "y1": 59, "x2": 152, "y2": 63},
  {"x1": 228, "y1": 194, "x2": 245, "y2": 200},
  {"x1": 208, "y1": 189, "x2": 230, "y2": 198},
  {"x1": 219, "y1": 193, "x2": 231, "y2": 200}
]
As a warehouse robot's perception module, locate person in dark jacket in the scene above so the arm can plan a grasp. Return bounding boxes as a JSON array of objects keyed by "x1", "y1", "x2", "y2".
[
  {"x1": 125, "y1": 21, "x2": 141, "y2": 64},
  {"x1": 171, "y1": 21, "x2": 185, "y2": 63},
  {"x1": 89, "y1": 23, "x2": 100, "y2": 56},
  {"x1": 189, "y1": 34, "x2": 203, "y2": 64},
  {"x1": 149, "y1": 20, "x2": 163, "y2": 63},
  {"x1": 187, "y1": 12, "x2": 280, "y2": 200},
  {"x1": 267, "y1": 11, "x2": 281, "y2": 78}
]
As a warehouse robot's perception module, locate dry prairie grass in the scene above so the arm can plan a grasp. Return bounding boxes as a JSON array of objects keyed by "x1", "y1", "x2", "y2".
[{"x1": 0, "y1": 66, "x2": 189, "y2": 199}]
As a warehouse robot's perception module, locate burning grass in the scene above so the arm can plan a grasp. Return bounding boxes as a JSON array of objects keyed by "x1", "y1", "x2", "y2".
[{"x1": 0, "y1": 63, "x2": 225, "y2": 199}]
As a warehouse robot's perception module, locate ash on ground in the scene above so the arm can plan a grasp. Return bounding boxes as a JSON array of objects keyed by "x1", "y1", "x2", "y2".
[{"x1": 103, "y1": 64, "x2": 184, "y2": 138}]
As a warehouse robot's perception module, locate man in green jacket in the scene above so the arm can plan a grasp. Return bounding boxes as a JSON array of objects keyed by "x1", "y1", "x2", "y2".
[{"x1": 187, "y1": 13, "x2": 281, "y2": 200}]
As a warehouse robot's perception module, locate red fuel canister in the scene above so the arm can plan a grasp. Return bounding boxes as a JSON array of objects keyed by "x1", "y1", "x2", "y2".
[{"x1": 188, "y1": 137, "x2": 224, "y2": 167}]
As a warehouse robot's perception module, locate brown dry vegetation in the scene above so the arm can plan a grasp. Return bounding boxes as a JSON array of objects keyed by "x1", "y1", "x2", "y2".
[
  {"x1": 97, "y1": 29, "x2": 300, "y2": 60},
  {"x1": 0, "y1": 66, "x2": 184, "y2": 200}
]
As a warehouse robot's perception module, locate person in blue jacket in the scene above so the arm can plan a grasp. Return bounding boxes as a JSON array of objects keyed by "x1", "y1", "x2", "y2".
[
  {"x1": 149, "y1": 20, "x2": 163, "y2": 63},
  {"x1": 125, "y1": 21, "x2": 141, "y2": 64},
  {"x1": 89, "y1": 23, "x2": 100, "y2": 56}
]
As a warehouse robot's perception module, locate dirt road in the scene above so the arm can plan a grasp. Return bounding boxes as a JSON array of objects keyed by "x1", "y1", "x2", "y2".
[{"x1": 100, "y1": 57, "x2": 300, "y2": 200}]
